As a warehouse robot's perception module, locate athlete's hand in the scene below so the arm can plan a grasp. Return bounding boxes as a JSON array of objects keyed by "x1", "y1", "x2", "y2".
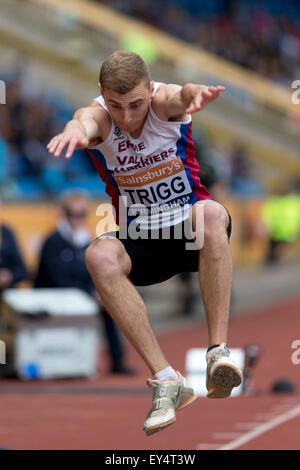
[
  {"x1": 185, "y1": 86, "x2": 225, "y2": 114},
  {"x1": 47, "y1": 121, "x2": 89, "y2": 159}
]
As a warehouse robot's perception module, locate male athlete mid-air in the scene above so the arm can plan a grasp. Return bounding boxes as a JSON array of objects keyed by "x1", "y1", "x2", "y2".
[{"x1": 48, "y1": 51, "x2": 242, "y2": 436}]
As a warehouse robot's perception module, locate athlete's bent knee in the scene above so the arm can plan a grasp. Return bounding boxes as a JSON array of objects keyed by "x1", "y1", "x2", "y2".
[
  {"x1": 85, "y1": 239, "x2": 127, "y2": 280},
  {"x1": 203, "y1": 202, "x2": 227, "y2": 237}
]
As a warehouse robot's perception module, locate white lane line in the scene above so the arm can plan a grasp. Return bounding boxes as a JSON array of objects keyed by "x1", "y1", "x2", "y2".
[
  {"x1": 218, "y1": 403, "x2": 300, "y2": 450},
  {"x1": 196, "y1": 443, "x2": 222, "y2": 450},
  {"x1": 272, "y1": 405, "x2": 296, "y2": 413},
  {"x1": 253, "y1": 413, "x2": 277, "y2": 421},
  {"x1": 235, "y1": 422, "x2": 263, "y2": 430},
  {"x1": 212, "y1": 432, "x2": 243, "y2": 440}
]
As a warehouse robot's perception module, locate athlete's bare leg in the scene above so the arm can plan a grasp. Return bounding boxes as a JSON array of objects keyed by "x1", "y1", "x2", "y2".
[
  {"x1": 85, "y1": 238, "x2": 169, "y2": 375},
  {"x1": 192, "y1": 200, "x2": 232, "y2": 346}
]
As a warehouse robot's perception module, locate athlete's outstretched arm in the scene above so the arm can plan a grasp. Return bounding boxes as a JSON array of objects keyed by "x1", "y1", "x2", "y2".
[
  {"x1": 47, "y1": 106, "x2": 107, "y2": 159},
  {"x1": 152, "y1": 83, "x2": 225, "y2": 121}
]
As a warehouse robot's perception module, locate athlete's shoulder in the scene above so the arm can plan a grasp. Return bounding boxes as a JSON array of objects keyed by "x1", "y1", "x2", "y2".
[
  {"x1": 89, "y1": 99, "x2": 103, "y2": 108},
  {"x1": 151, "y1": 83, "x2": 187, "y2": 122},
  {"x1": 91, "y1": 95, "x2": 106, "y2": 109},
  {"x1": 153, "y1": 83, "x2": 182, "y2": 99}
]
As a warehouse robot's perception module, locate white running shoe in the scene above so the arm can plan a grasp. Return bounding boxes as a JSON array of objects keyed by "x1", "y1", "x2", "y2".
[
  {"x1": 143, "y1": 371, "x2": 197, "y2": 436},
  {"x1": 206, "y1": 343, "x2": 243, "y2": 398}
]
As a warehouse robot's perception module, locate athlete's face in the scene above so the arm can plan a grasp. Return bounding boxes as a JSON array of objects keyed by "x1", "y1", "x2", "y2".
[{"x1": 100, "y1": 81, "x2": 154, "y2": 136}]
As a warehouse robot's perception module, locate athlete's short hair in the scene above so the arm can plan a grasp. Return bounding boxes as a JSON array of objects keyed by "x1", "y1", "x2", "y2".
[{"x1": 99, "y1": 51, "x2": 151, "y2": 94}]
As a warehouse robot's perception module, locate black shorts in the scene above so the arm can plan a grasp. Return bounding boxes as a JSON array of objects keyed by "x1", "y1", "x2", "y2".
[{"x1": 97, "y1": 207, "x2": 232, "y2": 287}]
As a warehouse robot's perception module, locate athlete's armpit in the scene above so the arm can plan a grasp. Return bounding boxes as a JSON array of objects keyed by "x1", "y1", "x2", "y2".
[{"x1": 89, "y1": 136, "x2": 103, "y2": 147}]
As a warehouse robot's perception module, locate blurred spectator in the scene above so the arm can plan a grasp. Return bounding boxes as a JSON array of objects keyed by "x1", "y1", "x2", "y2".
[
  {"x1": 230, "y1": 145, "x2": 251, "y2": 182},
  {"x1": 176, "y1": 271, "x2": 197, "y2": 316},
  {"x1": 98, "y1": 0, "x2": 300, "y2": 84},
  {"x1": 0, "y1": 71, "x2": 67, "y2": 196},
  {"x1": 229, "y1": 145, "x2": 263, "y2": 198},
  {"x1": 0, "y1": 216, "x2": 27, "y2": 298},
  {"x1": 193, "y1": 135, "x2": 262, "y2": 199},
  {"x1": 0, "y1": 212, "x2": 27, "y2": 377},
  {"x1": 34, "y1": 191, "x2": 135, "y2": 374},
  {"x1": 0, "y1": 136, "x2": 16, "y2": 199},
  {"x1": 261, "y1": 182, "x2": 300, "y2": 264},
  {"x1": 0, "y1": 65, "x2": 102, "y2": 201}
]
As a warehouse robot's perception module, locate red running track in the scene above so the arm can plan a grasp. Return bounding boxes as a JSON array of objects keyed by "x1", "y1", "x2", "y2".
[{"x1": 0, "y1": 294, "x2": 299, "y2": 450}]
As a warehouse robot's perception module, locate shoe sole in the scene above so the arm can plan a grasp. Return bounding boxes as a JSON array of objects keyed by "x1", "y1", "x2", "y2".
[
  {"x1": 145, "y1": 390, "x2": 197, "y2": 436},
  {"x1": 177, "y1": 392, "x2": 198, "y2": 410},
  {"x1": 145, "y1": 417, "x2": 177, "y2": 436},
  {"x1": 207, "y1": 363, "x2": 242, "y2": 399}
]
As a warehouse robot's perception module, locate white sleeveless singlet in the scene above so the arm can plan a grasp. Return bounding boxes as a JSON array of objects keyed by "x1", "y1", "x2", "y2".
[{"x1": 87, "y1": 82, "x2": 211, "y2": 230}]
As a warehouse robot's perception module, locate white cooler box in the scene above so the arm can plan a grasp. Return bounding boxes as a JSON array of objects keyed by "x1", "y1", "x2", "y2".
[
  {"x1": 185, "y1": 347, "x2": 245, "y2": 397},
  {"x1": 1, "y1": 288, "x2": 100, "y2": 380}
]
